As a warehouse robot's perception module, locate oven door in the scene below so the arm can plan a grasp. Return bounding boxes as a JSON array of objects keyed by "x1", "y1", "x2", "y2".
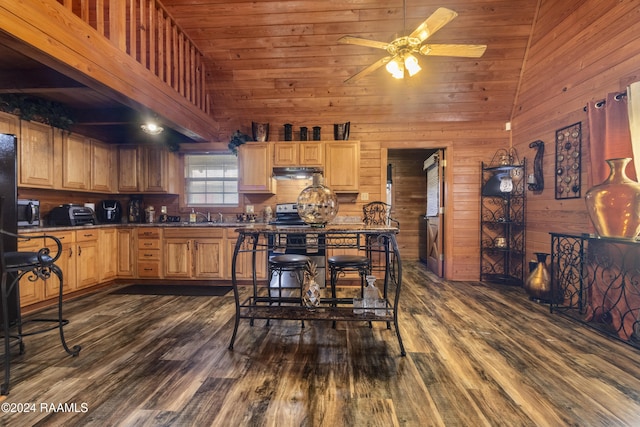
[{"x1": 268, "y1": 233, "x2": 326, "y2": 289}]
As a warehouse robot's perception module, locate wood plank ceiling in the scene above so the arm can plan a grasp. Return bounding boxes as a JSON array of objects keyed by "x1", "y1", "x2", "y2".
[{"x1": 162, "y1": 0, "x2": 539, "y2": 141}]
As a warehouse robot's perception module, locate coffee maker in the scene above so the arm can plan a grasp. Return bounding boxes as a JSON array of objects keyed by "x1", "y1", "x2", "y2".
[
  {"x1": 128, "y1": 196, "x2": 143, "y2": 223},
  {"x1": 97, "y1": 200, "x2": 122, "y2": 223}
]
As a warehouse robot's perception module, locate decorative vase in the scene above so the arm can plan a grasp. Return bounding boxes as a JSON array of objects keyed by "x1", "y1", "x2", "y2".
[
  {"x1": 302, "y1": 260, "x2": 321, "y2": 310},
  {"x1": 524, "y1": 252, "x2": 551, "y2": 302},
  {"x1": 297, "y1": 173, "x2": 339, "y2": 227},
  {"x1": 283, "y1": 123, "x2": 293, "y2": 141},
  {"x1": 312, "y1": 126, "x2": 321, "y2": 141},
  {"x1": 252, "y1": 122, "x2": 269, "y2": 142},
  {"x1": 299, "y1": 126, "x2": 308, "y2": 141},
  {"x1": 585, "y1": 158, "x2": 640, "y2": 239},
  {"x1": 333, "y1": 122, "x2": 350, "y2": 140}
]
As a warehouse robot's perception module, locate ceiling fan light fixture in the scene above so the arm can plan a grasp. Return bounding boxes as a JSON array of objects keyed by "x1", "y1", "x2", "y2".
[
  {"x1": 404, "y1": 54, "x2": 422, "y2": 76},
  {"x1": 385, "y1": 57, "x2": 404, "y2": 79},
  {"x1": 141, "y1": 122, "x2": 164, "y2": 135}
]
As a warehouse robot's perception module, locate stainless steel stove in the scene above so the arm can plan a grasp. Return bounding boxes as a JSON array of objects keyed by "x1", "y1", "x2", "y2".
[{"x1": 269, "y1": 203, "x2": 326, "y2": 290}]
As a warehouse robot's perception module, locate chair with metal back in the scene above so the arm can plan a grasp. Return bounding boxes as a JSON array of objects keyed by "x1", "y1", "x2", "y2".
[
  {"x1": 362, "y1": 201, "x2": 400, "y2": 287},
  {"x1": 0, "y1": 197, "x2": 81, "y2": 395}
]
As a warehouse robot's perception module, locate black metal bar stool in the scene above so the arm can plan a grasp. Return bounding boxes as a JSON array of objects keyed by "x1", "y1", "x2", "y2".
[
  {"x1": 267, "y1": 254, "x2": 311, "y2": 326},
  {"x1": 1, "y1": 202, "x2": 81, "y2": 395},
  {"x1": 328, "y1": 254, "x2": 371, "y2": 327}
]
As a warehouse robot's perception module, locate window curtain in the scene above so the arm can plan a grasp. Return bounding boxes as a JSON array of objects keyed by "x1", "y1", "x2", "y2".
[
  {"x1": 627, "y1": 81, "x2": 640, "y2": 179},
  {"x1": 587, "y1": 91, "x2": 636, "y2": 185}
]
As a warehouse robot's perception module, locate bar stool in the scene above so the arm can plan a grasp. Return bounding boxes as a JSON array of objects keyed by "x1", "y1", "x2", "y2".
[
  {"x1": 328, "y1": 254, "x2": 371, "y2": 328},
  {"x1": 267, "y1": 254, "x2": 310, "y2": 326},
  {"x1": 1, "y1": 200, "x2": 81, "y2": 395}
]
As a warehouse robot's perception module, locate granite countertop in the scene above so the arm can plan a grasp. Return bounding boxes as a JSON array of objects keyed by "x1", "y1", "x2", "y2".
[{"x1": 18, "y1": 222, "x2": 257, "y2": 233}]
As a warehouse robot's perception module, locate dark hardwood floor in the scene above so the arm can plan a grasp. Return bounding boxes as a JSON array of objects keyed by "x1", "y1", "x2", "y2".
[{"x1": 2, "y1": 262, "x2": 640, "y2": 426}]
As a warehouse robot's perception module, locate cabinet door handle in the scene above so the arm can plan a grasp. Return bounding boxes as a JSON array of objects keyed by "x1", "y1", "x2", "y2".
[
  {"x1": 195, "y1": 241, "x2": 199, "y2": 250},
  {"x1": 78, "y1": 246, "x2": 82, "y2": 256},
  {"x1": 68, "y1": 248, "x2": 73, "y2": 258},
  {"x1": 187, "y1": 241, "x2": 190, "y2": 251}
]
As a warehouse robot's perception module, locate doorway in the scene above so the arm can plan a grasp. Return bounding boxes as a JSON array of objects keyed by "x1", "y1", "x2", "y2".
[{"x1": 387, "y1": 148, "x2": 446, "y2": 277}]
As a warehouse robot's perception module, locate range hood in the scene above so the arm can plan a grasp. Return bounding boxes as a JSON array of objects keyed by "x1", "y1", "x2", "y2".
[{"x1": 272, "y1": 166, "x2": 323, "y2": 179}]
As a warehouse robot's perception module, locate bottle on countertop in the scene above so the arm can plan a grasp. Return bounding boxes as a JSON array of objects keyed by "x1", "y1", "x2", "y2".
[
  {"x1": 189, "y1": 208, "x2": 196, "y2": 223},
  {"x1": 363, "y1": 275, "x2": 379, "y2": 314}
]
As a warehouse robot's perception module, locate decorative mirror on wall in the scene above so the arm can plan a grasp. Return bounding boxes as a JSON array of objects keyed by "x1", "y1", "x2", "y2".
[{"x1": 555, "y1": 122, "x2": 582, "y2": 199}]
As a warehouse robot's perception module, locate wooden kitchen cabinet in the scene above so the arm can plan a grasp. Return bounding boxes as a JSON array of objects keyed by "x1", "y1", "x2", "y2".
[
  {"x1": 17, "y1": 231, "x2": 75, "y2": 307},
  {"x1": 118, "y1": 145, "x2": 141, "y2": 192},
  {"x1": 117, "y1": 145, "x2": 177, "y2": 193},
  {"x1": 62, "y1": 132, "x2": 91, "y2": 190},
  {"x1": 117, "y1": 228, "x2": 134, "y2": 278},
  {"x1": 76, "y1": 229, "x2": 99, "y2": 289},
  {"x1": 273, "y1": 141, "x2": 323, "y2": 167},
  {"x1": 91, "y1": 139, "x2": 115, "y2": 192},
  {"x1": 99, "y1": 228, "x2": 118, "y2": 281},
  {"x1": 324, "y1": 141, "x2": 360, "y2": 192},
  {"x1": 225, "y1": 229, "x2": 267, "y2": 280},
  {"x1": 163, "y1": 228, "x2": 224, "y2": 279},
  {"x1": 18, "y1": 120, "x2": 55, "y2": 188},
  {"x1": 238, "y1": 143, "x2": 275, "y2": 193},
  {"x1": 137, "y1": 228, "x2": 163, "y2": 278},
  {"x1": 62, "y1": 133, "x2": 115, "y2": 193}
]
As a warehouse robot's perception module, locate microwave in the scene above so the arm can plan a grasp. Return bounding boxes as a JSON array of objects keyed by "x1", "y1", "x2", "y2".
[{"x1": 17, "y1": 199, "x2": 40, "y2": 227}]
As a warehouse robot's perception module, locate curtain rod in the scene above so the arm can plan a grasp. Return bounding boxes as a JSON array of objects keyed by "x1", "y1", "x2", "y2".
[{"x1": 583, "y1": 90, "x2": 627, "y2": 112}]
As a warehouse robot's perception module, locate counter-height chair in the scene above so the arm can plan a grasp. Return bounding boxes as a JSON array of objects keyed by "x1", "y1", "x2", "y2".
[
  {"x1": 267, "y1": 254, "x2": 311, "y2": 327},
  {"x1": 0, "y1": 198, "x2": 81, "y2": 395},
  {"x1": 362, "y1": 201, "x2": 400, "y2": 287}
]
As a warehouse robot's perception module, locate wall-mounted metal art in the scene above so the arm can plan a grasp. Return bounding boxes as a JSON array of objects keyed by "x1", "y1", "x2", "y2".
[
  {"x1": 528, "y1": 140, "x2": 544, "y2": 192},
  {"x1": 555, "y1": 122, "x2": 582, "y2": 199}
]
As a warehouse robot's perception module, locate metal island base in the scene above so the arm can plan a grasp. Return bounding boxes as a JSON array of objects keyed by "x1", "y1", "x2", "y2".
[{"x1": 228, "y1": 224, "x2": 405, "y2": 356}]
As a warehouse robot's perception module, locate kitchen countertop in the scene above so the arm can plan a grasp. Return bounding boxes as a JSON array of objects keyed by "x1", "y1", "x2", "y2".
[{"x1": 18, "y1": 222, "x2": 260, "y2": 233}]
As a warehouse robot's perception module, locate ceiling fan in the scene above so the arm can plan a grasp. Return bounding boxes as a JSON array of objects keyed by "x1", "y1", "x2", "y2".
[{"x1": 339, "y1": 6, "x2": 487, "y2": 83}]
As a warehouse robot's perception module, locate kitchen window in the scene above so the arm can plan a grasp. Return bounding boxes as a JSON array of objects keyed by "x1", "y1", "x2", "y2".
[{"x1": 184, "y1": 153, "x2": 239, "y2": 206}]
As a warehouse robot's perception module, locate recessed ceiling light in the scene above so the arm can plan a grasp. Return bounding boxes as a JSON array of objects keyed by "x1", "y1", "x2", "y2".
[{"x1": 141, "y1": 122, "x2": 164, "y2": 135}]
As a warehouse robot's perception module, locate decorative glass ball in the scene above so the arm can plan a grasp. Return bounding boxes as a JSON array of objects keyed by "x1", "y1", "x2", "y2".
[{"x1": 297, "y1": 173, "x2": 339, "y2": 227}]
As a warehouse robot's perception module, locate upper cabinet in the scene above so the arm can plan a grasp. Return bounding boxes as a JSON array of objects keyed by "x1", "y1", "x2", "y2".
[
  {"x1": 238, "y1": 143, "x2": 276, "y2": 194},
  {"x1": 62, "y1": 133, "x2": 91, "y2": 190},
  {"x1": 18, "y1": 120, "x2": 56, "y2": 189},
  {"x1": 273, "y1": 141, "x2": 323, "y2": 167},
  {"x1": 90, "y1": 139, "x2": 115, "y2": 192},
  {"x1": 118, "y1": 145, "x2": 178, "y2": 194},
  {"x1": 324, "y1": 141, "x2": 360, "y2": 192}
]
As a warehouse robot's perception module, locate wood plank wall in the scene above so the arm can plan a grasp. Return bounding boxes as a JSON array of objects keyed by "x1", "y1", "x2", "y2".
[{"x1": 511, "y1": 0, "x2": 640, "y2": 262}]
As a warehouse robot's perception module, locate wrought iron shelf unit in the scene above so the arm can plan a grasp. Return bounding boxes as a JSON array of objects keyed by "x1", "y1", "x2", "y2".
[{"x1": 480, "y1": 149, "x2": 526, "y2": 286}]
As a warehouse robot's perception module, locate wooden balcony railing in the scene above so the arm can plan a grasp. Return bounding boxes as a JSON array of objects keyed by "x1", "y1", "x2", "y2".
[{"x1": 57, "y1": 0, "x2": 209, "y2": 114}]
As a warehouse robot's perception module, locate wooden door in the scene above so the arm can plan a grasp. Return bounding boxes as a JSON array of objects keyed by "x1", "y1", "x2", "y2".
[
  {"x1": 164, "y1": 239, "x2": 191, "y2": 278},
  {"x1": 62, "y1": 133, "x2": 90, "y2": 190},
  {"x1": 194, "y1": 238, "x2": 224, "y2": 278},
  {"x1": 91, "y1": 140, "x2": 114, "y2": 192},
  {"x1": 117, "y1": 228, "x2": 134, "y2": 277},
  {"x1": 425, "y1": 150, "x2": 445, "y2": 277},
  {"x1": 19, "y1": 121, "x2": 55, "y2": 188},
  {"x1": 99, "y1": 229, "x2": 118, "y2": 281}
]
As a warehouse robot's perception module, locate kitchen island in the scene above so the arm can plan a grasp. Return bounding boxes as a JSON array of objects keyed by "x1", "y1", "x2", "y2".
[{"x1": 228, "y1": 224, "x2": 405, "y2": 356}]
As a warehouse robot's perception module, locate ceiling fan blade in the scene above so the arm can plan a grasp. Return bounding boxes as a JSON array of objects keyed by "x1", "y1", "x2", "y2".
[
  {"x1": 338, "y1": 36, "x2": 389, "y2": 50},
  {"x1": 409, "y1": 7, "x2": 458, "y2": 43},
  {"x1": 344, "y1": 56, "x2": 392, "y2": 83},
  {"x1": 420, "y1": 44, "x2": 487, "y2": 58}
]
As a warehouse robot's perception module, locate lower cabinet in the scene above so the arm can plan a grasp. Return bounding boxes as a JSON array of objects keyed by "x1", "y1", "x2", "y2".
[
  {"x1": 137, "y1": 228, "x2": 162, "y2": 278},
  {"x1": 99, "y1": 228, "x2": 118, "y2": 282},
  {"x1": 163, "y1": 228, "x2": 224, "y2": 279},
  {"x1": 225, "y1": 229, "x2": 267, "y2": 280},
  {"x1": 75, "y1": 229, "x2": 99, "y2": 289},
  {"x1": 117, "y1": 228, "x2": 134, "y2": 278},
  {"x1": 17, "y1": 230, "x2": 76, "y2": 307}
]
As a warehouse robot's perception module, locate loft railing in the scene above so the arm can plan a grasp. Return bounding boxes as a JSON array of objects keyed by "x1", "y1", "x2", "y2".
[{"x1": 57, "y1": 0, "x2": 209, "y2": 114}]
